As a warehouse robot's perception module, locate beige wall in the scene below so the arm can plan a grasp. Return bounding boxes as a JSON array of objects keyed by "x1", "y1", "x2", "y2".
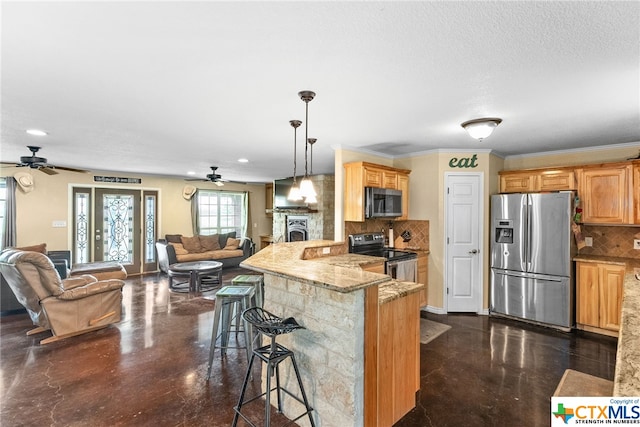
[
  {"x1": 0, "y1": 167, "x2": 271, "y2": 253},
  {"x1": 336, "y1": 148, "x2": 503, "y2": 312},
  {"x1": 395, "y1": 151, "x2": 503, "y2": 312}
]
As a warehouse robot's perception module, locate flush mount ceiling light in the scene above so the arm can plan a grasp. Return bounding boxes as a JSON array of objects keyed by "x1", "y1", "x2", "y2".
[
  {"x1": 460, "y1": 118, "x2": 502, "y2": 141},
  {"x1": 237, "y1": 158, "x2": 249, "y2": 163},
  {"x1": 26, "y1": 129, "x2": 48, "y2": 136}
]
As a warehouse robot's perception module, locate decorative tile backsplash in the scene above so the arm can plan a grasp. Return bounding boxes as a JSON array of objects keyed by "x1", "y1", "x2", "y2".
[
  {"x1": 578, "y1": 225, "x2": 640, "y2": 259},
  {"x1": 344, "y1": 219, "x2": 430, "y2": 250}
]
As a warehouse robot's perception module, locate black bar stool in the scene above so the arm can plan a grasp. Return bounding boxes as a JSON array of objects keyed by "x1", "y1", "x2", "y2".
[{"x1": 232, "y1": 307, "x2": 315, "y2": 427}]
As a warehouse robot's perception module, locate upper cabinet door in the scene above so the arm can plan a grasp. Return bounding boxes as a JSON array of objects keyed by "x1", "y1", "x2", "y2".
[
  {"x1": 397, "y1": 174, "x2": 409, "y2": 220},
  {"x1": 382, "y1": 171, "x2": 397, "y2": 189},
  {"x1": 538, "y1": 170, "x2": 576, "y2": 191},
  {"x1": 363, "y1": 167, "x2": 383, "y2": 188},
  {"x1": 634, "y1": 163, "x2": 640, "y2": 224},
  {"x1": 580, "y1": 165, "x2": 632, "y2": 224},
  {"x1": 500, "y1": 173, "x2": 537, "y2": 193}
]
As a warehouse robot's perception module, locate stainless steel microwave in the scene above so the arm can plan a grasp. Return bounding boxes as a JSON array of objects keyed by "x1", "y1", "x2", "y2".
[{"x1": 365, "y1": 187, "x2": 402, "y2": 218}]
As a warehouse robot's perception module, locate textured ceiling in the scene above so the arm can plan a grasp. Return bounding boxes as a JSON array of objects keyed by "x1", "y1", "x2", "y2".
[{"x1": 1, "y1": 1, "x2": 639, "y2": 183}]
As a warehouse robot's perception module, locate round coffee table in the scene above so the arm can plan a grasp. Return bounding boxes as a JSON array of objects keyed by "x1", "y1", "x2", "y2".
[{"x1": 168, "y1": 261, "x2": 223, "y2": 293}]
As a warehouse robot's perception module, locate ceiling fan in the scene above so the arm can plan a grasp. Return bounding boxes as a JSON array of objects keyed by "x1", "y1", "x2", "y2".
[
  {"x1": 1, "y1": 146, "x2": 90, "y2": 175},
  {"x1": 186, "y1": 166, "x2": 246, "y2": 186}
]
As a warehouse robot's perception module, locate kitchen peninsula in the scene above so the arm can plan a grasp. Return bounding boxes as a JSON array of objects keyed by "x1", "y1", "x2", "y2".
[{"x1": 240, "y1": 240, "x2": 425, "y2": 427}]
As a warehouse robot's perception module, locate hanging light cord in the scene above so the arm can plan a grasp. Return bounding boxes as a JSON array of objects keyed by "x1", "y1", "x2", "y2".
[
  {"x1": 289, "y1": 120, "x2": 301, "y2": 184},
  {"x1": 308, "y1": 138, "x2": 316, "y2": 175},
  {"x1": 304, "y1": 99, "x2": 309, "y2": 179}
]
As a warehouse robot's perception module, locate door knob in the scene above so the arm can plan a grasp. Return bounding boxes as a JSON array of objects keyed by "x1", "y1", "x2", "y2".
[{"x1": 468, "y1": 249, "x2": 478, "y2": 254}]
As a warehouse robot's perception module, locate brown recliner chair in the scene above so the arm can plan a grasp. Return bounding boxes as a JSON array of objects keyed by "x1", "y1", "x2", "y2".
[{"x1": 0, "y1": 249, "x2": 125, "y2": 345}]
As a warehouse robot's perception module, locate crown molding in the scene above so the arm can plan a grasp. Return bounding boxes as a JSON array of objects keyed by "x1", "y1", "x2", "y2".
[
  {"x1": 504, "y1": 141, "x2": 640, "y2": 160},
  {"x1": 331, "y1": 144, "x2": 499, "y2": 159}
]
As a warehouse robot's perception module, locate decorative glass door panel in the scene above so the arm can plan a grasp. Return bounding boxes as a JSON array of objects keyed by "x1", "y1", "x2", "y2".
[
  {"x1": 73, "y1": 187, "x2": 157, "y2": 275},
  {"x1": 95, "y1": 189, "x2": 141, "y2": 275},
  {"x1": 142, "y1": 190, "x2": 158, "y2": 273}
]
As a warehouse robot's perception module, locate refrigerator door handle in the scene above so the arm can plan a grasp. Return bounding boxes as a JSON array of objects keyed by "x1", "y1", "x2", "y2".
[
  {"x1": 497, "y1": 269, "x2": 566, "y2": 282},
  {"x1": 526, "y1": 195, "x2": 533, "y2": 271}
]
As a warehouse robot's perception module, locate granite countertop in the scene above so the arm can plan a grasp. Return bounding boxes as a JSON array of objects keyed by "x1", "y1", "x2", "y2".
[
  {"x1": 309, "y1": 253, "x2": 386, "y2": 269},
  {"x1": 241, "y1": 240, "x2": 391, "y2": 293},
  {"x1": 241, "y1": 240, "x2": 425, "y2": 300},
  {"x1": 378, "y1": 280, "x2": 425, "y2": 304},
  {"x1": 613, "y1": 259, "x2": 640, "y2": 396},
  {"x1": 573, "y1": 254, "x2": 640, "y2": 269}
]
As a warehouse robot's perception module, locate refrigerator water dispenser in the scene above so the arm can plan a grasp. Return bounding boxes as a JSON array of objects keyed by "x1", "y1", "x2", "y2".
[{"x1": 494, "y1": 220, "x2": 513, "y2": 244}]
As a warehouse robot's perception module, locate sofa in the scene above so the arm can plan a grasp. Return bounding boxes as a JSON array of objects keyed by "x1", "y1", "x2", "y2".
[{"x1": 155, "y1": 232, "x2": 254, "y2": 273}]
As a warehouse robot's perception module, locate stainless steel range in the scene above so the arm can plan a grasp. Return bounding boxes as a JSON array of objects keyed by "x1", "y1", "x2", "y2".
[{"x1": 348, "y1": 232, "x2": 417, "y2": 282}]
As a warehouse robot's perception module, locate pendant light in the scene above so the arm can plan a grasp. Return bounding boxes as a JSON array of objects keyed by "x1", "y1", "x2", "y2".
[
  {"x1": 307, "y1": 138, "x2": 316, "y2": 174},
  {"x1": 298, "y1": 90, "x2": 317, "y2": 201},
  {"x1": 287, "y1": 120, "x2": 303, "y2": 201}
]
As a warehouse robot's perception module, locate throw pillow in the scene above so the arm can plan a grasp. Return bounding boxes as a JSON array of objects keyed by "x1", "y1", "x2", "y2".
[
  {"x1": 165, "y1": 234, "x2": 183, "y2": 244},
  {"x1": 169, "y1": 242, "x2": 188, "y2": 256},
  {"x1": 218, "y1": 231, "x2": 237, "y2": 249},
  {"x1": 15, "y1": 243, "x2": 47, "y2": 254},
  {"x1": 180, "y1": 236, "x2": 203, "y2": 253},
  {"x1": 223, "y1": 237, "x2": 241, "y2": 250},
  {"x1": 199, "y1": 234, "x2": 221, "y2": 251}
]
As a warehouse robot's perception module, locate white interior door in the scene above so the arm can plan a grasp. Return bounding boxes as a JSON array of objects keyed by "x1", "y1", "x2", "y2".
[{"x1": 445, "y1": 173, "x2": 483, "y2": 312}]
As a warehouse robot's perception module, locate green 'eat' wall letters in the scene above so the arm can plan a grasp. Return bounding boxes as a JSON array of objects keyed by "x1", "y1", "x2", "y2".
[{"x1": 449, "y1": 154, "x2": 478, "y2": 168}]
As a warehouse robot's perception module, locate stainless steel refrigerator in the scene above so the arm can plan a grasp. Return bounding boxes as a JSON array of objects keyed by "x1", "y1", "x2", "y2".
[{"x1": 490, "y1": 192, "x2": 576, "y2": 330}]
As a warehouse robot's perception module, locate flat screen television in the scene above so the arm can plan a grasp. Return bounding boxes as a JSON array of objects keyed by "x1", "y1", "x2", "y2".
[{"x1": 273, "y1": 176, "x2": 308, "y2": 209}]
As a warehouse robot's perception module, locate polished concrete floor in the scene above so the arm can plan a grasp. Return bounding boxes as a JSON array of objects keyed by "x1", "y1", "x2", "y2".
[{"x1": 1, "y1": 270, "x2": 618, "y2": 426}]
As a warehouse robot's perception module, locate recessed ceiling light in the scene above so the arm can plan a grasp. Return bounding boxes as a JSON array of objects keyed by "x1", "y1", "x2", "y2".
[
  {"x1": 187, "y1": 171, "x2": 196, "y2": 175},
  {"x1": 238, "y1": 158, "x2": 249, "y2": 163},
  {"x1": 26, "y1": 129, "x2": 47, "y2": 136}
]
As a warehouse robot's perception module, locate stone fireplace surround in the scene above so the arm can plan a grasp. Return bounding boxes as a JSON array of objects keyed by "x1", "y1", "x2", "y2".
[{"x1": 272, "y1": 174, "x2": 335, "y2": 243}]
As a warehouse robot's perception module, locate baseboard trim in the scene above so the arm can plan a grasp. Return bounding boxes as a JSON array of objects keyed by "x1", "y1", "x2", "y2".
[{"x1": 423, "y1": 306, "x2": 446, "y2": 314}]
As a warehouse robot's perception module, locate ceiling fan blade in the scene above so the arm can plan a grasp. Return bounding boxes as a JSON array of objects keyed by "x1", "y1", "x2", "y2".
[
  {"x1": 38, "y1": 166, "x2": 59, "y2": 175},
  {"x1": 185, "y1": 178, "x2": 210, "y2": 182},
  {"x1": 50, "y1": 165, "x2": 90, "y2": 173}
]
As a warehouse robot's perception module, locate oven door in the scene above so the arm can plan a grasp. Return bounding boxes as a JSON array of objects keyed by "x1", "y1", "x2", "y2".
[{"x1": 387, "y1": 258, "x2": 417, "y2": 282}]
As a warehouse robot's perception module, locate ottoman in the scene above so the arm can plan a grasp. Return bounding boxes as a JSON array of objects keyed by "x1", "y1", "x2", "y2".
[{"x1": 70, "y1": 261, "x2": 128, "y2": 281}]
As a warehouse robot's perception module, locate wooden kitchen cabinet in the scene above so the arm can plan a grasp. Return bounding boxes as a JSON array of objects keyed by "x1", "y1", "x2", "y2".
[
  {"x1": 578, "y1": 164, "x2": 632, "y2": 224},
  {"x1": 397, "y1": 174, "x2": 409, "y2": 220},
  {"x1": 576, "y1": 261, "x2": 625, "y2": 337},
  {"x1": 382, "y1": 171, "x2": 398, "y2": 189},
  {"x1": 344, "y1": 162, "x2": 411, "y2": 222},
  {"x1": 378, "y1": 290, "x2": 420, "y2": 426},
  {"x1": 500, "y1": 172, "x2": 538, "y2": 193},
  {"x1": 634, "y1": 162, "x2": 640, "y2": 224},
  {"x1": 539, "y1": 170, "x2": 576, "y2": 191},
  {"x1": 364, "y1": 167, "x2": 383, "y2": 188},
  {"x1": 499, "y1": 168, "x2": 576, "y2": 193},
  {"x1": 416, "y1": 252, "x2": 428, "y2": 307},
  {"x1": 361, "y1": 261, "x2": 385, "y2": 275}
]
